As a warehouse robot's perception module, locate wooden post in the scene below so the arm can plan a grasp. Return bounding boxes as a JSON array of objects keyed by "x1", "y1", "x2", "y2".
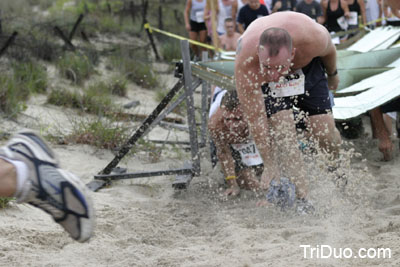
[
  {"x1": 0, "y1": 31, "x2": 17, "y2": 58},
  {"x1": 68, "y1": 14, "x2": 84, "y2": 42},
  {"x1": 158, "y1": 4, "x2": 163, "y2": 30},
  {"x1": 144, "y1": 19, "x2": 160, "y2": 60},
  {"x1": 210, "y1": 0, "x2": 218, "y2": 51}
]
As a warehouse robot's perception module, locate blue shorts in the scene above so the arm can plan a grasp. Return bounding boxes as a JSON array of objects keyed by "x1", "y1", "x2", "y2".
[{"x1": 261, "y1": 57, "x2": 333, "y2": 118}]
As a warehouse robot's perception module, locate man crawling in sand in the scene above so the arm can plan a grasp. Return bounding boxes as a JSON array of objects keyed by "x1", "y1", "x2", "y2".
[
  {"x1": 235, "y1": 12, "x2": 342, "y2": 201},
  {"x1": 208, "y1": 89, "x2": 262, "y2": 196}
]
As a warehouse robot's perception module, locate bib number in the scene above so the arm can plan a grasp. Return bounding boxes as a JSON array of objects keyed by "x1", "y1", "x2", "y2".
[
  {"x1": 347, "y1": 12, "x2": 358, "y2": 26},
  {"x1": 231, "y1": 141, "x2": 263, "y2": 166},
  {"x1": 268, "y1": 69, "x2": 305, "y2": 98},
  {"x1": 195, "y1": 11, "x2": 204, "y2": 23}
]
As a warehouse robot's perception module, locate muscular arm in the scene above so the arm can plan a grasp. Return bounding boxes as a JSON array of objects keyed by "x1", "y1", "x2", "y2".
[
  {"x1": 184, "y1": 0, "x2": 192, "y2": 30},
  {"x1": 341, "y1": 0, "x2": 350, "y2": 18},
  {"x1": 358, "y1": 0, "x2": 367, "y2": 25},
  {"x1": 319, "y1": 28, "x2": 339, "y2": 90},
  {"x1": 234, "y1": 48, "x2": 278, "y2": 179},
  {"x1": 208, "y1": 111, "x2": 239, "y2": 190}
]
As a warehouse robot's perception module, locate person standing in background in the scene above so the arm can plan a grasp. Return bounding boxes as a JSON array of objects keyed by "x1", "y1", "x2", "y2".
[
  {"x1": 237, "y1": 0, "x2": 269, "y2": 33},
  {"x1": 184, "y1": 0, "x2": 208, "y2": 59},
  {"x1": 271, "y1": 0, "x2": 298, "y2": 12},
  {"x1": 218, "y1": 18, "x2": 242, "y2": 50},
  {"x1": 344, "y1": 0, "x2": 367, "y2": 31},
  {"x1": 321, "y1": 0, "x2": 350, "y2": 43},
  {"x1": 296, "y1": 0, "x2": 324, "y2": 23}
]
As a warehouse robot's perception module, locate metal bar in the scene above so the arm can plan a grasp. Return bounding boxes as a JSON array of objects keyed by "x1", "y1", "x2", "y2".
[
  {"x1": 200, "y1": 51, "x2": 209, "y2": 147},
  {"x1": 95, "y1": 168, "x2": 193, "y2": 180},
  {"x1": 68, "y1": 14, "x2": 84, "y2": 41},
  {"x1": 99, "y1": 78, "x2": 184, "y2": 175},
  {"x1": 181, "y1": 40, "x2": 200, "y2": 175},
  {"x1": 0, "y1": 31, "x2": 17, "y2": 58},
  {"x1": 141, "y1": 78, "x2": 201, "y2": 138},
  {"x1": 54, "y1": 26, "x2": 75, "y2": 50},
  {"x1": 148, "y1": 140, "x2": 191, "y2": 145}
]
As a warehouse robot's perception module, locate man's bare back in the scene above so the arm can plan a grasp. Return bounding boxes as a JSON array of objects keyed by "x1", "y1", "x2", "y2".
[
  {"x1": 237, "y1": 12, "x2": 333, "y2": 76},
  {"x1": 234, "y1": 12, "x2": 341, "y2": 199}
]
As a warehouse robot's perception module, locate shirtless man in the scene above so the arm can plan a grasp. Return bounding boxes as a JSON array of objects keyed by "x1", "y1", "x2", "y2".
[
  {"x1": 218, "y1": 18, "x2": 242, "y2": 51},
  {"x1": 235, "y1": 12, "x2": 342, "y2": 199},
  {"x1": 208, "y1": 90, "x2": 262, "y2": 196}
]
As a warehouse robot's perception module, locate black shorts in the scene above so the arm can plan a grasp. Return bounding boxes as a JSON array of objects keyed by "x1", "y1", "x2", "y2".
[
  {"x1": 380, "y1": 98, "x2": 400, "y2": 113},
  {"x1": 190, "y1": 20, "x2": 206, "y2": 32},
  {"x1": 261, "y1": 57, "x2": 333, "y2": 118}
]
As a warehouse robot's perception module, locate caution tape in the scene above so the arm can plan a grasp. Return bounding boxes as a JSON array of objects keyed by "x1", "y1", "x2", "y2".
[{"x1": 144, "y1": 23, "x2": 225, "y2": 53}]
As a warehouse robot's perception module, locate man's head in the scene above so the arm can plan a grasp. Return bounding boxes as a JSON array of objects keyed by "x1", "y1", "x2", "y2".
[
  {"x1": 221, "y1": 90, "x2": 248, "y2": 135},
  {"x1": 249, "y1": 0, "x2": 261, "y2": 10},
  {"x1": 224, "y1": 18, "x2": 235, "y2": 36},
  {"x1": 257, "y1": 28, "x2": 295, "y2": 82}
]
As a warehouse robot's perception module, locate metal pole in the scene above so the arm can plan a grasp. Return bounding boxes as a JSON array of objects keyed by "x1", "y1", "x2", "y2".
[
  {"x1": 200, "y1": 51, "x2": 210, "y2": 147},
  {"x1": 142, "y1": 79, "x2": 201, "y2": 138},
  {"x1": 181, "y1": 40, "x2": 200, "y2": 175},
  {"x1": 99, "y1": 78, "x2": 184, "y2": 175}
]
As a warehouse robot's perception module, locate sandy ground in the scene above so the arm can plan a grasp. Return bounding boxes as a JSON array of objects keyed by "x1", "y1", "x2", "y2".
[{"x1": 0, "y1": 65, "x2": 399, "y2": 267}]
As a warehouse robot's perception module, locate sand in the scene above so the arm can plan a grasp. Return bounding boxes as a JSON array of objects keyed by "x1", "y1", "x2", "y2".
[{"x1": 0, "y1": 64, "x2": 399, "y2": 267}]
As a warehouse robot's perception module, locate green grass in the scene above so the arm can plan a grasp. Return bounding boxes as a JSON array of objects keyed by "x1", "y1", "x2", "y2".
[
  {"x1": 0, "y1": 74, "x2": 29, "y2": 118},
  {"x1": 0, "y1": 197, "x2": 12, "y2": 209},
  {"x1": 12, "y1": 61, "x2": 48, "y2": 94},
  {"x1": 65, "y1": 118, "x2": 129, "y2": 150},
  {"x1": 57, "y1": 51, "x2": 96, "y2": 85},
  {"x1": 47, "y1": 88, "x2": 117, "y2": 117}
]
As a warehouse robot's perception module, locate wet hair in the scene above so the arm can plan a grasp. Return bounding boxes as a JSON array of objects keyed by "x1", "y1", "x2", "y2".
[
  {"x1": 221, "y1": 90, "x2": 240, "y2": 111},
  {"x1": 224, "y1": 17, "x2": 234, "y2": 24},
  {"x1": 258, "y1": 28, "x2": 292, "y2": 57}
]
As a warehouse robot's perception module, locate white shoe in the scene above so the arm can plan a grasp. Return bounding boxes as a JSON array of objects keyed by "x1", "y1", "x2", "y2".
[{"x1": 0, "y1": 130, "x2": 95, "y2": 242}]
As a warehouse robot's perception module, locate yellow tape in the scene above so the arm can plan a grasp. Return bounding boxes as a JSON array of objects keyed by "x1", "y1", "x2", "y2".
[{"x1": 145, "y1": 23, "x2": 225, "y2": 53}]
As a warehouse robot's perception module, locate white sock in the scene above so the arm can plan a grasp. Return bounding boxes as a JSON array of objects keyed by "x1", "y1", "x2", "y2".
[{"x1": 0, "y1": 157, "x2": 29, "y2": 198}]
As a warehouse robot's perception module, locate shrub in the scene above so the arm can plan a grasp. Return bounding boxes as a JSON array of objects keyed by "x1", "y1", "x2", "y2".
[
  {"x1": 12, "y1": 61, "x2": 48, "y2": 94},
  {"x1": 0, "y1": 74, "x2": 29, "y2": 118},
  {"x1": 65, "y1": 118, "x2": 129, "y2": 150},
  {"x1": 57, "y1": 51, "x2": 96, "y2": 85},
  {"x1": 47, "y1": 88, "x2": 116, "y2": 116}
]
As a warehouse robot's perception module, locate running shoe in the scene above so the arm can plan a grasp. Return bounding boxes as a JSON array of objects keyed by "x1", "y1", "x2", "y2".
[{"x1": 0, "y1": 130, "x2": 95, "y2": 242}]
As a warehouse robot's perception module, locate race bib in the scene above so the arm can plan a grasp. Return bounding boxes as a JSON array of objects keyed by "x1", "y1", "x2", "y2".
[
  {"x1": 231, "y1": 141, "x2": 263, "y2": 166},
  {"x1": 347, "y1": 12, "x2": 358, "y2": 25},
  {"x1": 337, "y1": 16, "x2": 348, "y2": 30},
  {"x1": 195, "y1": 11, "x2": 204, "y2": 23},
  {"x1": 268, "y1": 69, "x2": 305, "y2": 98}
]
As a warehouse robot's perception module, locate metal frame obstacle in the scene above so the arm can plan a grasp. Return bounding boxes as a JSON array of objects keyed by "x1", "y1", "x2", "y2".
[{"x1": 87, "y1": 40, "x2": 211, "y2": 192}]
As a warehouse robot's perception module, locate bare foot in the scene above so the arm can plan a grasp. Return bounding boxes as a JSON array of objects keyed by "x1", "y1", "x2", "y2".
[
  {"x1": 224, "y1": 185, "x2": 240, "y2": 197},
  {"x1": 256, "y1": 199, "x2": 270, "y2": 207}
]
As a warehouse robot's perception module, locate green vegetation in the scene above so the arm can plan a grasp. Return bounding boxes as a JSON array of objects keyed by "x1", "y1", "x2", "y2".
[
  {"x1": 64, "y1": 118, "x2": 129, "y2": 150},
  {"x1": 47, "y1": 88, "x2": 116, "y2": 116},
  {"x1": 12, "y1": 61, "x2": 48, "y2": 94},
  {"x1": 57, "y1": 51, "x2": 96, "y2": 85},
  {"x1": 108, "y1": 47, "x2": 159, "y2": 89},
  {"x1": 0, "y1": 197, "x2": 12, "y2": 209}
]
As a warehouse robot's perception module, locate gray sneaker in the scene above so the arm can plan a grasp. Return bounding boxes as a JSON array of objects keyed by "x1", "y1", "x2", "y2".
[{"x1": 0, "y1": 130, "x2": 95, "y2": 242}]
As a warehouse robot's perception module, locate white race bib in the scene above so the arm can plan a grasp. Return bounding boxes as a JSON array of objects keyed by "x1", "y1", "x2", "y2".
[
  {"x1": 231, "y1": 141, "x2": 263, "y2": 166},
  {"x1": 337, "y1": 16, "x2": 348, "y2": 30},
  {"x1": 268, "y1": 69, "x2": 305, "y2": 98},
  {"x1": 347, "y1": 12, "x2": 358, "y2": 25},
  {"x1": 195, "y1": 11, "x2": 204, "y2": 23}
]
